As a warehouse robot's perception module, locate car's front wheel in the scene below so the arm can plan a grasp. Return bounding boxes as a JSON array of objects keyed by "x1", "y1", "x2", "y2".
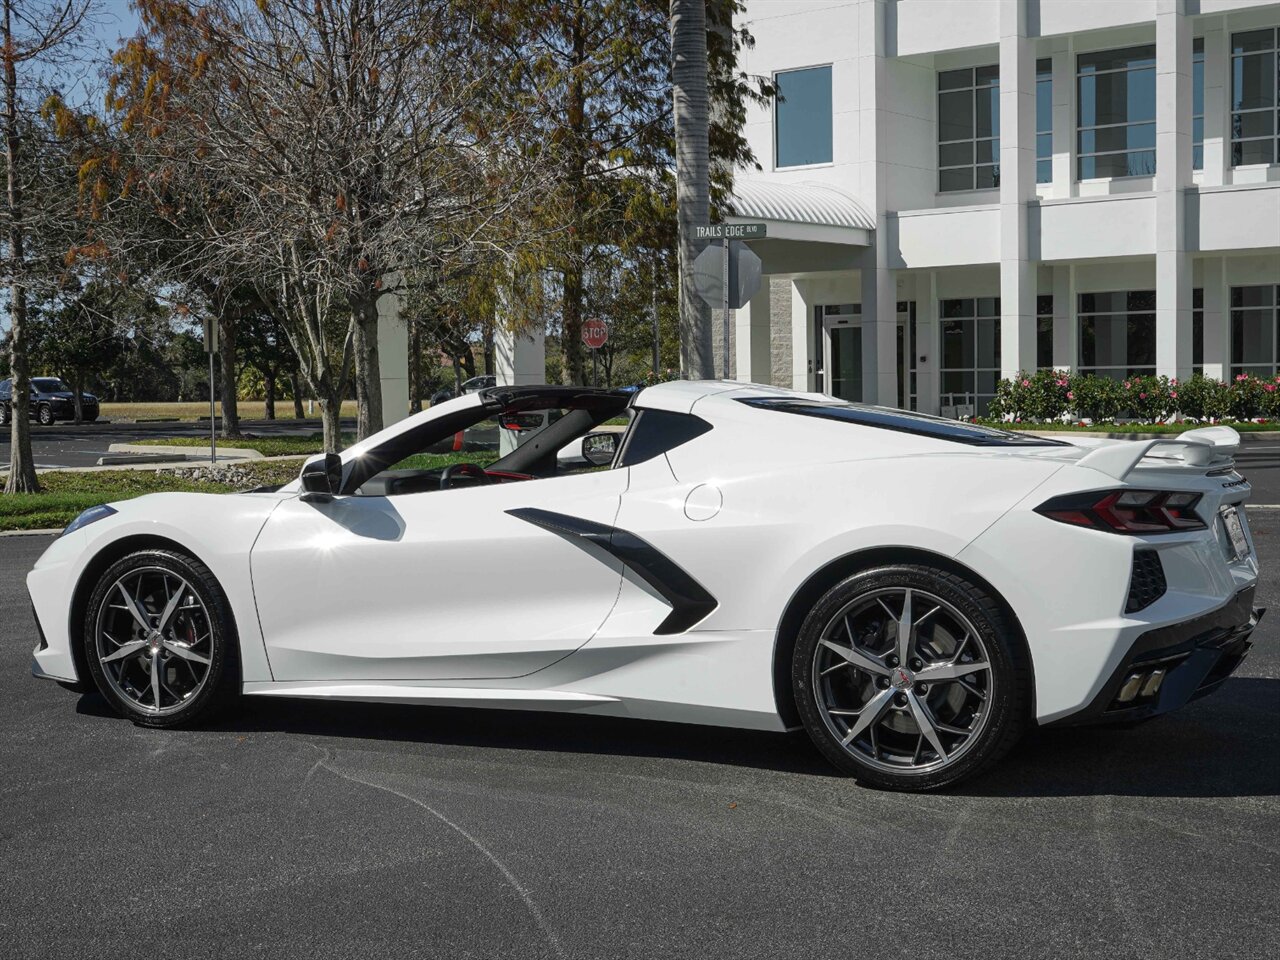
[
  {"x1": 36, "y1": 403, "x2": 54, "y2": 425},
  {"x1": 83, "y1": 549, "x2": 239, "y2": 727},
  {"x1": 0, "y1": 402, "x2": 8, "y2": 425},
  {"x1": 793, "y1": 564, "x2": 1030, "y2": 791}
]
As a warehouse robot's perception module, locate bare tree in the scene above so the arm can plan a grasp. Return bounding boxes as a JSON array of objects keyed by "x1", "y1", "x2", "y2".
[
  {"x1": 1, "y1": 0, "x2": 91, "y2": 493},
  {"x1": 100, "y1": 0, "x2": 556, "y2": 445}
]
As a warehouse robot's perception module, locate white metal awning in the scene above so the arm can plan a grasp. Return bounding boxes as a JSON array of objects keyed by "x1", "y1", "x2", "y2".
[{"x1": 727, "y1": 180, "x2": 873, "y2": 246}]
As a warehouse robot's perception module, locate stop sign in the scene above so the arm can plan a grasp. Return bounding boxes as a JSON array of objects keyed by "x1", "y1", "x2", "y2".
[{"x1": 582, "y1": 318, "x2": 608, "y2": 350}]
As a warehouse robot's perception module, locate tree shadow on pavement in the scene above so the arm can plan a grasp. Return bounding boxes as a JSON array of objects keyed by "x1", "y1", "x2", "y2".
[{"x1": 73, "y1": 676, "x2": 1279, "y2": 797}]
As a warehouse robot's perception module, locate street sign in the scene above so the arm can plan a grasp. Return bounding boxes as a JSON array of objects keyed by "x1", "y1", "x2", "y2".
[
  {"x1": 582, "y1": 318, "x2": 609, "y2": 350},
  {"x1": 694, "y1": 222, "x2": 767, "y2": 241},
  {"x1": 691, "y1": 240, "x2": 763, "y2": 311},
  {"x1": 202, "y1": 317, "x2": 220, "y2": 355}
]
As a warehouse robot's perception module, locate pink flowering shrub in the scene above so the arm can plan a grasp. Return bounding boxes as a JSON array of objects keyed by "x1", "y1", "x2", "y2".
[
  {"x1": 988, "y1": 371, "x2": 1280, "y2": 424},
  {"x1": 1121, "y1": 374, "x2": 1175, "y2": 422},
  {"x1": 1174, "y1": 374, "x2": 1230, "y2": 421},
  {"x1": 988, "y1": 369, "x2": 1072, "y2": 420}
]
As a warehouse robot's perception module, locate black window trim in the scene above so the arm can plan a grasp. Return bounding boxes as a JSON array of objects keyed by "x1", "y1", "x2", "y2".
[{"x1": 737, "y1": 397, "x2": 1068, "y2": 447}]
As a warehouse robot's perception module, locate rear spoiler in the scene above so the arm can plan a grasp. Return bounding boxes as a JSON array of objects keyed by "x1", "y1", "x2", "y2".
[{"x1": 1077, "y1": 426, "x2": 1240, "y2": 481}]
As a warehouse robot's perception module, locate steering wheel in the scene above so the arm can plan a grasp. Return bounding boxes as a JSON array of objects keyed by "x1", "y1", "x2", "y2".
[{"x1": 439, "y1": 462, "x2": 492, "y2": 490}]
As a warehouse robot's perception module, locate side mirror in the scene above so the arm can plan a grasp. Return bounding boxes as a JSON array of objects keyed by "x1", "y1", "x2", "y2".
[
  {"x1": 581, "y1": 431, "x2": 619, "y2": 467},
  {"x1": 300, "y1": 453, "x2": 344, "y2": 502}
]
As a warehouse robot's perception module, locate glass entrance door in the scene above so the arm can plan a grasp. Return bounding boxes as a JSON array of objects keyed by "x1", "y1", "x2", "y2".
[
  {"x1": 822, "y1": 304, "x2": 916, "y2": 407},
  {"x1": 823, "y1": 314, "x2": 863, "y2": 401}
]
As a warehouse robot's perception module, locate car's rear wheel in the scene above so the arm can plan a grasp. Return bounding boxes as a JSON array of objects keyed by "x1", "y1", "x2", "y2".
[
  {"x1": 793, "y1": 564, "x2": 1030, "y2": 791},
  {"x1": 36, "y1": 403, "x2": 54, "y2": 425},
  {"x1": 83, "y1": 550, "x2": 239, "y2": 728},
  {"x1": 0, "y1": 402, "x2": 8, "y2": 425}
]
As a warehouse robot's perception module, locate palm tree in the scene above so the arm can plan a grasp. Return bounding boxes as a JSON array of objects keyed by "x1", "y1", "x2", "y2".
[{"x1": 670, "y1": 0, "x2": 713, "y2": 379}]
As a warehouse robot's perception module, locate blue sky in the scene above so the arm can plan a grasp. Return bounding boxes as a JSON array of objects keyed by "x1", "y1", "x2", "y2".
[{"x1": 93, "y1": 0, "x2": 141, "y2": 55}]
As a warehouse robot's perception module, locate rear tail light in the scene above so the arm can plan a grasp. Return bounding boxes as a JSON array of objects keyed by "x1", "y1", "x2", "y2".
[{"x1": 1035, "y1": 489, "x2": 1205, "y2": 534}]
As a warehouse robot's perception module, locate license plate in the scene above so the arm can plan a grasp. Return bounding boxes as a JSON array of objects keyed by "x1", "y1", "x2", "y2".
[{"x1": 1221, "y1": 505, "x2": 1250, "y2": 560}]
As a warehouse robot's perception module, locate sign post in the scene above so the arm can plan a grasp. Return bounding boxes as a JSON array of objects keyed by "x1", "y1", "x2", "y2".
[
  {"x1": 582, "y1": 318, "x2": 609, "y2": 387},
  {"x1": 692, "y1": 223, "x2": 767, "y2": 379},
  {"x1": 203, "y1": 317, "x2": 220, "y2": 464}
]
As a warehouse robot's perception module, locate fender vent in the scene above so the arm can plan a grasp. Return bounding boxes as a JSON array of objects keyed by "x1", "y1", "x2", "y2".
[{"x1": 1126, "y1": 550, "x2": 1167, "y2": 614}]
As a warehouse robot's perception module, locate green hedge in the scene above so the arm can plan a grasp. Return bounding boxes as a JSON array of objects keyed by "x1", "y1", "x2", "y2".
[{"x1": 988, "y1": 370, "x2": 1280, "y2": 424}]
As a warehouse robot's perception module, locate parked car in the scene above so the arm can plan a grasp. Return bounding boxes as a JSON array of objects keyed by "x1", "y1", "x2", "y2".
[
  {"x1": 29, "y1": 381, "x2": 1260, "y2": 791},
  {"x1": 0, "y1": 377, "x2": 99, "y2": 425}
]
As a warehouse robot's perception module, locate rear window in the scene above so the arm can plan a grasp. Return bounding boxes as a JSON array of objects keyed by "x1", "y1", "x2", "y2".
[{"x1": 737, "y1": 398, "x2": 1067, "y2": 447}]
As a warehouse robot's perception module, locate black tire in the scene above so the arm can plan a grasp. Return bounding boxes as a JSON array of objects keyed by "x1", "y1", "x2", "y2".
[
  {"x1": 0, "y1": 403, "x2": 8, "y2": 426},
  {"x1": 793, "y1": 564, "x2": 1031, "y2": 792},
  {"x1": 37, "y1": 403, "x2": 54, "y2": 425},
  {"x1": 82, "y1": 549, "x2": 240, "y2": 728}
]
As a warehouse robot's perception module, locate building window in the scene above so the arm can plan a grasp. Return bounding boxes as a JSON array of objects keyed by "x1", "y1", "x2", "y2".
[
  {"x1": 1193, "y1": 288, "x2": 1204, "y2": 376},
  {"x1": 1078, "y1": 291, "x2": 1157, "y2": 379},
  {"x1": 940, "y1": 297, "x2": 1000, "y2": 414},
  {"x1": 1230, "y1": 28, "x2": 1279, "y2": 166},
  {"x1": 1230, "y1": 285, "x2": 1280, "y2": 376},
  {"x1": 1037, "y1": 295, "x2": 1054, "y2": 369},
  {"x1": 1077, "y1": 45, "x2": 1157, "y2": 179},
  {"x1": 1192, "y1": 38, "x2": 1205, "y2": 170},
  {"x1": 938, "y1": 65, "x2": 1000, "y2": 192},
  {"x1": 775, "y1": 66, "x2": 833, "y2": 168},
  {"x1": 1036, "y1": 59, "x2": 1053, "y2": 184}
]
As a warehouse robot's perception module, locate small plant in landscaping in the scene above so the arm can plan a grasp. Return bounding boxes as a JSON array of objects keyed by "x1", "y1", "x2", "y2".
[
  {"x1": 1067, "y1": 373, "x2": 1125, "y2": 422},
  {"x1": 1121, "y1": 374, "x2": 1175, "y2": 423}
]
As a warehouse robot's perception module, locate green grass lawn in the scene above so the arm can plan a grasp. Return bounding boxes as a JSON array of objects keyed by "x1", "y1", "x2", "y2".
[
  {"x1": 98, "y1": 400, "x2": 360, "y2": 422},
  {"x1": 0, "y1": 461, "x2": 304, "y2": 531}
]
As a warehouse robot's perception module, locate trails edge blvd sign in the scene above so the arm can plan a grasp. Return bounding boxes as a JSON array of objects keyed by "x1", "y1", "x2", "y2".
[{"x1": 693, "y1": 223, "x2": 767, "y2": 241}]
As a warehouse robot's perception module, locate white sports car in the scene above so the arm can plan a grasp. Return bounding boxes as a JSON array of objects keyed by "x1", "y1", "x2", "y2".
[{"x1": 28, "y1": 381, "x2": 1262, "y2": 790}]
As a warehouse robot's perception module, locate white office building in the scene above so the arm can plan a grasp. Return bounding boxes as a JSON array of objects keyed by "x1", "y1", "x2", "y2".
[{"x1": 724, "y1": 0, "x2": 1280, "y2": 414}]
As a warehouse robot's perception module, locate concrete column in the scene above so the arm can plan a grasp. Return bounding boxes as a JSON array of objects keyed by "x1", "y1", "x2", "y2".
[
  {"x1": 1201, "y1": 257, "x2": 1227, "y2": 379},
  {"x1": 376, "y1": 276, "x2": 409, "y2": 426},
  {"x1": 494, "y1": 324, "x2": 546, "y2": 387},
  {"x1": 999, "y1": 0, "x2": 1038, "y2": 380},
  {"x1": 1051, "y1": 264, "x2": 1076, "y2": 370},
  {"x1": 857, "y1": 0, "x2": 898, "y2": 406},
  {"x1": 790, "y1": 279, "x2": 814, "y2": 391},
  {"x1": 1201, "y1": 20, "x2": 1227, "y2": 187},
  {"x1": 1050, "y1": 45, "x2": 1073, "y2": 196},
  {"x1": 736, "y1": 286, "x2": 772, "y2": 384},
  {"x1": 1155, "y1": 0, "x2": 1194, "y2": 381},
  {"x1": 916, "y1": 271, "x2": 940, "y2": 414}
]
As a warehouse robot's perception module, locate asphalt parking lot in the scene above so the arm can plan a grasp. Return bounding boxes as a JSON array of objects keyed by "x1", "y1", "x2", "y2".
[
  {"x1": 0, "y1": 418, "x2": 352, "y2": 470},
  {"x1": 1, "y1": 525, "x2": 1276, "y2": 959}
]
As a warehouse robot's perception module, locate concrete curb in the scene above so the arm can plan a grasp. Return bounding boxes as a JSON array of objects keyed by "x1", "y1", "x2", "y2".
[{"x1": 0, "y1": 528, "x2": 61, "y2": 537}]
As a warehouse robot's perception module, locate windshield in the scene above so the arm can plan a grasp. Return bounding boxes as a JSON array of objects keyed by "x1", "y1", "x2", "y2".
[{"x1": 33, "y1": 379, "x2": 70, "y2": 393}]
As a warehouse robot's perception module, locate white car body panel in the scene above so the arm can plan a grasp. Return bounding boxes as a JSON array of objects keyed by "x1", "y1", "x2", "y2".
[
  {"x1": 251, "y1": 468, "x2": 628, "y2": 680},
  {"x1": 28, "y1": 380, "x2": 1259, "y2": 738}
]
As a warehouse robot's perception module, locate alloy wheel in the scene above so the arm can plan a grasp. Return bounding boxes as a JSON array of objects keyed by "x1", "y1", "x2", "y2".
[
  {"x1": 94, "y1": 567, "x2": 214, "y2": 717},
  {"x1": 812, "y1": 586, "x2": 993, "y2": 774}
]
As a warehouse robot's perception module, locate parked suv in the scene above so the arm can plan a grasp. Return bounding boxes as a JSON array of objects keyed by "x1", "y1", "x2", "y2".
[{"x1": 0, "y1": 378, "x2": 100, "y2": 425}]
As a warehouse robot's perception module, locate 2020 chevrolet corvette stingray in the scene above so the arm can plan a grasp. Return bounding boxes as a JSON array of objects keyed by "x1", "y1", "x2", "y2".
[{"x1": 29, "y1": 380, "x2": 1261, "y2": 790}]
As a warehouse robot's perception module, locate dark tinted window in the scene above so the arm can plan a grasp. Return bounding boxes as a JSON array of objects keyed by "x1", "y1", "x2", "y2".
[
  {"x1": 617, "y1": 410, "x2": 713, "y2": 466},
  {"x1": 737, "y1": 398, "x2": 1067, "y2": 447},
  {"x1": 32, "y1": 378, "x2": 69, "y2": 392}
]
